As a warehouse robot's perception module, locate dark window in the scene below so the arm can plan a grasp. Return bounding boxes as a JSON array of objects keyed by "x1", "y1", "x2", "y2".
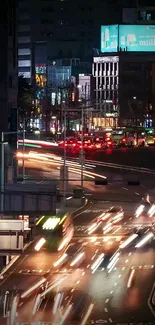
[
  {"x1": 9, "y1": 76, "x2": 13, "y2": 88},
  {"x1": 80, "y1": 31, "x2": 85, "y2": 37}
]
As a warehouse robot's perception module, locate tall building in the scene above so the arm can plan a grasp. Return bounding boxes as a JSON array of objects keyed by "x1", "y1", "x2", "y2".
[
  {"x1": 17, "y1": 0, "x2": 121, "y2": 84},
  {"x1": 92, "y1": 24, "x2": 155, "y2": 126},
  {"x1": 0, "y1": 0, "x2": 17, "y2": 134}
]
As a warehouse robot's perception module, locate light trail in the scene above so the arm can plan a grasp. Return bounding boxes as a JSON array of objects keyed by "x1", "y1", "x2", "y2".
[
  {"x1": 18, "y1": 139, "x2": 58, "y2": 146},
  {"x1": 107, "y1": 252, "x2": 120, "y2": 273},
  {"x1": 70, "y1": 252, "x2": 85, "y2": 267},
  {"x1": 127, "y1": 269, "x2": 135, "y2": 288},
  {"x1": 135, "y1": 204, "x2": 144, "y2": 218},
  {"x1": 80, "y1": 303, "x2": 94, "y2": 325},
  {"x1": 91, "y1": 253, "x2": 104, "y2": 273},
  {"x1": 103, "y1": 222, "x2": 113, "y2": 234},
  {"x1": 119, "y1": 234, "x2": 138, "y2": 249},
  {"x1": 53, "y1": 254, "x2": 68, "y2": 267},
  {"x1": 10, "y1": 295, "x2": 18, "y2": 325},
  {"x1": 35, "y1": 238, "x2": 46, "y2": 251},
  {"x1": 148, "y1": 204, "x2": 155, "y2": 217},
  {"x1": 60, "y1": 304, "x2": 72, "y2": 325},
  {"x1": 53, "y1": 292, "x2": 63, "y2": 315},
  {"x1": 135, "y1": 232, "x2": 154, "y2": 248},
  {"x1": 88, "y1": 221, "x2": 102, "y2": 235},
  {"x1": 21, "y1": 278, "x2": 46, "y2": 299},
  {"x1": 40, "y1": 277, "x2": 66, "y2": 298}
]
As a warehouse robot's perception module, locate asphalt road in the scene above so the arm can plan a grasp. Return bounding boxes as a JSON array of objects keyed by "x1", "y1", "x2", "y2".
[
  {"x1": 1, "y1": 155, "x2": 155, "y2": 324},
  {"x1": 21, "y1": 141, "x2": 155, "y2": 169},
  {"x1": 42, "y1": 145, "x2": 155, "y2": 170},
  {"x1": 19, "y1": 156, "x2": 155, "y2": 203},
  {"x1": 0, "y1": 194, "x2": 155, "y2": 324}
]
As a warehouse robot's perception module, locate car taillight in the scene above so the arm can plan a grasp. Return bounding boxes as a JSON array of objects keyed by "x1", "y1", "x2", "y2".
[
  {"x1": 108, "y1": 141, "x2": 112, "y2": 145},
  {"x1": 153, "y1": 137, "x2": 155, "y2": 141},
  {"x1": 122, "y1": 138, "x2": 126, "y2": 142}
]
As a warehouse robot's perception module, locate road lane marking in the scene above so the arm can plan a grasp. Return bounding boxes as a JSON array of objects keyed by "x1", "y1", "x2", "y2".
[
  {"x1": 108, "y1": 318, "x2": 113, "y2": 322},
  {"x1": 105, "y1": 298, "x2": 109, "y2": 303},
  {"x1": 110, "y1": 290, "x2": 113, "y2": 294},
  {"x1": 104, "y1": 307, "x2": 108, "y2": 312},
  {"x1": 0, "y1": 255, "x2": 28, "y2": 286},
  {"x1": 122, "y1": 187, "x2": 128, "y2": 191}
]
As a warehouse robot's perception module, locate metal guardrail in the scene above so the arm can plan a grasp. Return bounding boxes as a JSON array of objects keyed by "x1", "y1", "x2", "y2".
[{"x1": 67, "y1": 157, "x2": 155, "y2": 175}]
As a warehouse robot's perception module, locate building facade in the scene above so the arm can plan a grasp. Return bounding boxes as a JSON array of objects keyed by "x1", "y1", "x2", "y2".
[
  {"x1": 93, "y1": 52, "x2": 155, "y2": 125},
  {"x1": 0, "y1": 0, "x2": 17, "y2": 135},
  {"x1": 17, "y1": 0, "x2": 121, "y2": 83}
]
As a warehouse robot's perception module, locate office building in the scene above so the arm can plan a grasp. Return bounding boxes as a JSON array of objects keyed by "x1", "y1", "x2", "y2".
[
  {"x1": 0, "y1": 0, "x2": 17, "y2": 134},
  {"x1": 92, "y1": 24, "x2": 155, "y2": 126},
  {"x1": 123, "y1": 3, "x2": 155, "y2": 24},
  {"x1": 17, "y1": 0, "x2": 121, "y2": 84}
]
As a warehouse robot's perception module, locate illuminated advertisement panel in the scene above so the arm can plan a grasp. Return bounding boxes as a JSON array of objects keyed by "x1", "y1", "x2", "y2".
[
  {"x1": 101, "y1": 25, "x2": 118, "y2": 52},
  {"x1": 119, "y1": 25, "x2": 155, "y2": 52},
  {"x1": 101, "y1": 25, "x2": 155, "y2": 52}
]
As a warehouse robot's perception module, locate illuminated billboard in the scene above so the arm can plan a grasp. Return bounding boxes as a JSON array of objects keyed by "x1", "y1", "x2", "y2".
[
  {"x1": 101, "y1": 25, "x2": 155, "y2": 52},
  {"x1": 119, "y1": 25, "x2": 155, "y2": 52},
  {"x1": 101, "y1": 25, "x2": 118, "y2": 53}
]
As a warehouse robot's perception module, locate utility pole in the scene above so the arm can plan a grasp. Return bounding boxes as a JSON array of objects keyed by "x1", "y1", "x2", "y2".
[
  {"x1": 63, "y1": 110, "x2": 67, "y2": 203},
  {"x1": 0, "y1": 132, "x2": 4, "y2": 217},
  {"x1": 81, "y1": 104, "x2": 84, "y2": 190},
  {"x1": 22, "y1": 120, "x2": 25, "y2": 181}
]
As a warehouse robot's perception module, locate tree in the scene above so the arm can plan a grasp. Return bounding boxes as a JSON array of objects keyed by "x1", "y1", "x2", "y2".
[{"x1": 18, "y1": 76, "x2": 33, "y2": 127}]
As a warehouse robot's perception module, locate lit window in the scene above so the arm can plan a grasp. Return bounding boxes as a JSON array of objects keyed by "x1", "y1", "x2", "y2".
[
  {"x1": 147, "y1": 13, "x2": 151, "y2": 20},
  {"x1": 18, "y1": 60, "x2": 31, "y2": 67},
  {"x1": 18, "y1": 71, "x2": 31, "y2": 78},
  {"x1": 18, "y1": 48, "x2": 31, "y2": 55},
  {"x1": 18, "y1": 36, "x2": 30, "y2": 43}
]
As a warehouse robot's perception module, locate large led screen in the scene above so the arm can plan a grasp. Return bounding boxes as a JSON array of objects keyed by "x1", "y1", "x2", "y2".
[
  {"x1": 101, "y1": 25, "x2": 118, "y2": 52},
  {"x1": 119, "y1": 25, "x2": 155, "y2": 51}
]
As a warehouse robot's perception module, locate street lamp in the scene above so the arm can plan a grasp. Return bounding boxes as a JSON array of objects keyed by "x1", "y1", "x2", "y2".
[{"x1": 63, "y1": 105, "x2": 84, "y2": 196}]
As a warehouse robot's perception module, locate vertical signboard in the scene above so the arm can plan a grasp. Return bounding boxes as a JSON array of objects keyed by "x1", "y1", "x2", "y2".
[{"x1": 101, "y1": 25, "x2": 118, "y2": 53}]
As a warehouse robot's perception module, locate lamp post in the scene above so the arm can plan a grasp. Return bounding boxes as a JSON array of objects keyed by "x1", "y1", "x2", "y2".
[
  {"x1": 81, "y1": 104, "x2": 84, "y2": 190},
  {"x1": 63, "y1": 110, "x2": 67, "y2": 203},
  {"x1": 22, "y1": 120, "x2": 25, "y2": 182},
  {"x1": 63, "y1": 105, "x2": 84, "y2": 194}
]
